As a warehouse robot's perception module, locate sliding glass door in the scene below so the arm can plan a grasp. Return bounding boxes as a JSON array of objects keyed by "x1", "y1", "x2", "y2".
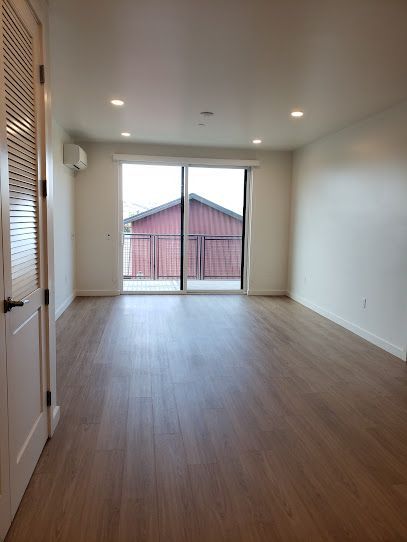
[
  {"x1": 121, "y1": 163, "x2": 247, "y2": 293},
  {"x1": 186, "y1": 167, "x2": 246, "y2": 292},
  {"x1": 121, "y1": 164, "x2": 183, "y2": 292}
]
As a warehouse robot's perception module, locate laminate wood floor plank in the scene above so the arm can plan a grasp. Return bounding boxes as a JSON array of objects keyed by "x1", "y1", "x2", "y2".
[
  {"x1": 5, "y1": 295, "x2": 407, "y2": 541},
  {"x1": 118, "y1": 397, "x2": 158, "y2": 542},
  {"x1": 155, "y1": 433, "x2": 200, "y2": 542}
]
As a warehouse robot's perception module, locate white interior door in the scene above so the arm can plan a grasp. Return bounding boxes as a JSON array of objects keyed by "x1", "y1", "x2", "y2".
[{"x1": 0, "y1": 0, "x2": 48, "y2": 520}]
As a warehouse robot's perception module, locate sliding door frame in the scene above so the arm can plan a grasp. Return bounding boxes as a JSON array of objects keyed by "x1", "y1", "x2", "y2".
[
  {"x1": 241, "y1": 169, "x2": 248, "y2": 291},
  {"x1": 116, "y1": 157, "x2": 257, "y2": 295},
  {"x1": 181, "y1": 166, "x2": 188, "y2": 292},
  {"x1": 118, "y1": 162, "x2": 185, "y2": 295},
  {"x1": 180, "y1": 166, "x2": 185, "y2": 291},
  {"x1": 184, "y1": 165, "x2": 250, "y2": 295}
]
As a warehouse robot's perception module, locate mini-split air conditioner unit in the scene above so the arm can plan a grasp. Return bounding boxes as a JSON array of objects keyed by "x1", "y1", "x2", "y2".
[{"x1": 63, "y1": 144, "x2": 88, "y2": 170}]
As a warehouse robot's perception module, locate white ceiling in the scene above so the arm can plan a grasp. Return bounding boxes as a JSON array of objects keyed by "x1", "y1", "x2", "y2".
[{"x1": 49, "y1": 0, "x2": 407, "y2": 149}]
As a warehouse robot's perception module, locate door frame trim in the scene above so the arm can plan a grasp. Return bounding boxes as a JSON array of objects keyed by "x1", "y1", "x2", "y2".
[
  {"x1": 31, "y1": 0, "x2": 60, "y2": 436},
  {"x1": 113, "y1": 154, "x2": 259, "y2": 168}
]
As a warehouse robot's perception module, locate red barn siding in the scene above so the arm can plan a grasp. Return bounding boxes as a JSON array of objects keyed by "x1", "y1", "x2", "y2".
[
  {"x1": 131, "y1": 200, "x2": 242, "y2": 235},
  {"x1": 127, "y1": 199, "x2": 242, "y2": 279}
]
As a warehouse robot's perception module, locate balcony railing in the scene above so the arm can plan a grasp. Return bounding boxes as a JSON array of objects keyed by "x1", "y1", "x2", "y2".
[{"x1": 123, "y1": 233, "x2": 242, "y2": 280}]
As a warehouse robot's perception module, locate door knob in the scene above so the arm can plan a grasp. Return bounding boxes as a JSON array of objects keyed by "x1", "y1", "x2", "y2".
[{"x1": 4, "y1": 297, "x2": 29, "y2": 313}]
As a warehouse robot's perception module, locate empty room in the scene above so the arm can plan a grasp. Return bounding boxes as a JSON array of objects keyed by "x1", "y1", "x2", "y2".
[{"x1": 0, "y1": 0, "x2": 406, "y2": 541}]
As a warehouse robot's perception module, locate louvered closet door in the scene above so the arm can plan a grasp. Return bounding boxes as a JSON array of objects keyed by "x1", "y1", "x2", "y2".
[
  {"x1": 4, "y1": 0, "x2": 39, "y2": 297},
  {"x1": 0, "y1": 0, "x2": 48, "y2": 520}
]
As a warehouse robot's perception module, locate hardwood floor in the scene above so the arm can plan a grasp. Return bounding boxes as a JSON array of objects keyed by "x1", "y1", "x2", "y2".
[{"x1": 5, "y1": 295, "x2": 407, "y2": 541}]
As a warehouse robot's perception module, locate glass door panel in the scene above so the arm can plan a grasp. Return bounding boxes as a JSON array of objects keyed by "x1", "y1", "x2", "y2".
[
  {"x1": 122, "y1": 164, "x2": 183, "y2": 292},
  {"x1": 186, "y1": 167, "x2": 246, "y2": 292}
]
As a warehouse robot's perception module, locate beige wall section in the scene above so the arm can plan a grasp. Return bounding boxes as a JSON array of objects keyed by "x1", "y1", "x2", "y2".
[
  {"x1": 249, "y1": 151, "x2": 292, "y2": 294},
  {"x1": 74, "y1": 143, "x2": 292, "y2": 295},
  {"x1": 289, "y1": 100, "x2": 407, "y2": 360},
  {"x1": 52, "y1": 120, "x2": 76, "y2": 317}
]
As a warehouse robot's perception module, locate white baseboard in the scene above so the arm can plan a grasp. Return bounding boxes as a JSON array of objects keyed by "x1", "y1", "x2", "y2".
[
  {"x1": 76, "y1": 290, "x2": 120, "y2": 297},
  {"x1": 55, "y1": 291, "x2": 76, "y2": 320},
  {"x1": 288, "y1": 291, "x2": 406, "y2": 361},
  {"x1": 50, "y1": 405, "x2": 60, "y2": 436},
  {"x1": 248, "y1": 289, "x2": 287, "y2": 296}
]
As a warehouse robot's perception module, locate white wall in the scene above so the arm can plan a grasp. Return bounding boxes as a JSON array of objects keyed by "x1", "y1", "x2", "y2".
[
  {"x1": 249, "y1": 151, "x2": 292, "y2": 294},
  {"x1": 74, "y1": 143, "x2": 292, "y2": 295},
  {"x1": 52, "y1": 120, "x2": 76, "y2": 318},
  {"x1": 289, "y1": 100, "x2": 407, "y2": 360}
]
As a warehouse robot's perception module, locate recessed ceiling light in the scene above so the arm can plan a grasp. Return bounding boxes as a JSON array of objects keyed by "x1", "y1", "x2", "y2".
[
  {"x1": 121, "y1": 132, "x2": 131, "y2": 137},
  {"x1": 252, "y1": 139, "x2": 262, "y2": 144},
  {"x1": 291, "y1": 110, "x2": 304, "y2": 118},
  {"x1": 111, "y1": 99, "x2": 124, "y2": 106},
  {"x1": 200, "y1": 111, "x2": 214, "y2": 118}
]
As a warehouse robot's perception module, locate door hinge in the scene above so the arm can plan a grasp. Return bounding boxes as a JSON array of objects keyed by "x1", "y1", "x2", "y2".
[
  {"x1": 39, "y1": 64, "x2": 45, "y2": 84},
  {"x1": 46, "y1": 390, "x2": 52, "y2": 407},
  {"x1": 44, "y1": 288, "x2": 50, "y2": 306},
  {"x1": 42, "y1": 179, "x2": 47, "y2": 198}
]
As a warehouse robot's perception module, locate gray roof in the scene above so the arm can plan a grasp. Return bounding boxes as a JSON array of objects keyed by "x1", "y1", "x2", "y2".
[{"x1": 124, "y1": 193, "x2": 243, "y2": 224}]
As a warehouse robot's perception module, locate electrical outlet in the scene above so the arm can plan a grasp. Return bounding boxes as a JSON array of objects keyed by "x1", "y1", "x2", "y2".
[{"x1": 362, "y1": 298, "x2": 367, "y2": 309}]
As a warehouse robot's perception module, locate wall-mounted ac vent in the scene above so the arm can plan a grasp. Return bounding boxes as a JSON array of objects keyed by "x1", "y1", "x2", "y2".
[{"x1": 63, "y1": 144, "x2": 87, "y2": 170}]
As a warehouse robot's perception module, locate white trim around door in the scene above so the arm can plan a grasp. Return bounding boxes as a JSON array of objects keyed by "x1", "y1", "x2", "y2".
[
  {"x1": 116, "y1": 159, "x2": 253, "y2": 295},
  {"x1": 113, "y1": 154, "x2": 259, "y2": 168}
]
